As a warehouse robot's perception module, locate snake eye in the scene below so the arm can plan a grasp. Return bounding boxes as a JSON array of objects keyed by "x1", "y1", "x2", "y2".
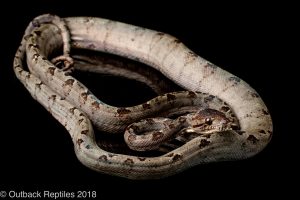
[{"x1": 205, "y1": 118, "x2": 213, "y2": 125}]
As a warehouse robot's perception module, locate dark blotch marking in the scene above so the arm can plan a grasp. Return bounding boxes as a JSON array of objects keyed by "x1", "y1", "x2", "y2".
[
  {"x1": 204, "y1": 62, "x2": 217, "y2": 69},
  {"x1": 199, "y1": 139, "x2": 210, "y2": 148},
  {"x1": 262, "y1": 109, "x2": 269, "y2": 115},
  {"x1": 251, "y1": 92, "x2": 259, "y2": 98},
  {"x1": 168, "y1": 124, "x2": 175, "y2": 129},
  {"x1": 124, "y1": 158, "x2": 134, "y2": 165},
  {"x1": 108, "y1": 154, "x2": 116, "y2": 158},
  {"x1": 64, "y1": 79, "x2": 75, "y2": 87},
  {"x1": 81, "y1": 92, "x2": 88, "y2": 101},
  {"x1": 142, "y1": 103, "x2": 151, "y2": 109},
  {"x1": 85, "y1": 145, "x2": 91, "y2": 149},
  {"x1": 152, "y1": 132, "x2": 164, "y2": 141},
  {"x1": 188, "y1": 91, "x2": 197, "y2": 98},
  {"x1": 167, "y1": 93, "x2": 176, "y2": 101},
  {"x1": 229, "y1": 76, "x2": 241, "y2": 83},
  {"x1": 220, "y1": 106, "x2": 230, "y2": 112},
  {"x1": 117, "y1": 108, "x2": 131, "y2": 115},
  {"x1": 32, "y1": 53, "x2": 39, "y2": 61},
  {"x1": 138, "y1": 157, "x2": 146, "y2": 161},
  {"x1": 34, "y1": 30, "x2": 42, "y2": 36},
  {"x1": 81, "y1": 130, "x2": 88, "y2": 135},
  {"x1": 172, "y1": 154, "x2": 182, "y2": 162},
  {"x1": 145, "y1": 118, "x2": 155, "y2": 124},
  {"x1": 47, "y1": 67, "x2": 55, "y2": 76},
  {"x1": 79, "y1": 113, "x2": 84, "y2": 117},
  {"x1": 259, "y1": 130, "x2": 266, "y2": 134},
  {"x1": 35, "y1": 82, "x2": 43, "y2": 90},
  {"x1": 156, "y1": 32, "x2": 165, "y2": 36},
  {"x1": 69, "y1": 107, "x2": 76, "y2": 114},
  {"x1": 128, "y1": 134, "x2": 137, "y2": 142},
  {"x1": 99, "y1": 155, "x2": 108, "y2": 162},
  {"x1": 178, "y1": 116, "x2": 186, "y2": 123},
  {"x1": 92, "y1": 101, "x2": 100, "y2": 109},
  {"x1": 78, "y1": 119, "x2": 84, "y2": 124},
  {"x1": 48, "y1": 95, "x2": 56, "y2": 101},
  {"x1": 173, "y1": 38, "x2": 181, "y2": 44},
  {"x1": 247, "y1": 135, "x2": 259, "y2": 144},
  {"x1": 204, "y1": 95, "x2": 216, "y2": 103},
  {"x1": 166, "y1": 153, "x2": 174, "y2": 157},
  {"x1": 28, "y1": 43, "x2": 39, "y2": 48},
  {"x1": 77, "y1": 139, "x2": 84, "y2": 146},
  {"x1": 129, "y1": 125, "x2": 139, "y2": 132}
]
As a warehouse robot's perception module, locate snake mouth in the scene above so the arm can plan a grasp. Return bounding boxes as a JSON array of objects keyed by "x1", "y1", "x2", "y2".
[{"x1": 191, "y1": 122, "x2": 239, "y2": 134}]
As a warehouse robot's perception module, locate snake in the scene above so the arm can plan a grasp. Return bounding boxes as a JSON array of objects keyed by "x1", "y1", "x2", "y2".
[{"x1": 13, "y1": 14, "x2": 273, "y2": 179}]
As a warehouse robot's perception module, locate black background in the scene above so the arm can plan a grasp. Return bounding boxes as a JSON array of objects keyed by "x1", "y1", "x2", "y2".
[{"x1": 0, "y1": 1, "x2": 295, "y2": 197}]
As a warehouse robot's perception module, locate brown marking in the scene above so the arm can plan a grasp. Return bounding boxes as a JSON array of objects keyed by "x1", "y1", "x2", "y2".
[
  {"x1": 247, "y1": 135, "x2": 259, "y2": 144},
  {"x1": 69, "y1": 107, "x2": 76, "y2": 114},
  {"x1": 81, "y1": 92, "x2": 88, "y2": 101},
  {"x1": 199, "y1": 139, "x2": 210, "y2": 148},
  {"x1": 188, "y1": 91, "x2": 197, "y2": 98},
  {"x1": 152, "y1": 132, "x2": 164, "y2": 141},
  {"x1": 48, "y1": 95, "x2": 56, "y2": 101},
  {"x1": 124, "y1": 158, "x2": 134, "y2": 165},
  {"x1": 178, "y1": 116, "x2": 186, "y2": 123},
  {"x1": 47, "y1": 67, "x2": 55, "y2": 76},
  {"x1": 251, "y1": 92, "x2": 259, "y2": 98},
  {"x1": 129, "y1": 125, "x2": 139, "y2": 132},
  {"x1": 229, "y1": 76, "x2": 241, "y2": 83},
  {"x1": 77, "y1": 139, "x2": 84, "y2": 146},
  {"x1": 166, "y1": 153, "x2": 174, "y2": 157},
  {"x1": 167, "y1": 93, "x2": 176, "y2": 101},
  {"x1": 204, "y1": 95, "x2": 216, "y2": 103},
  {"x1": 92, "y1": 101, "x2": 100, "y2": 109},
  {"x1": 172, "y1": 154, "x2": 182, "y2": 162},
  {"x1": 220, "y1": 106, "x2": 230, "y2": 112},
  {"x1": 108, "y1": 154, "x2": 116, "y2": 158},
  {"x1": 88, "y1": 43, "x2": 96, "y2": 49},
  {"x1": 78, "y1": 119, "x2": 84, "y2": 124},
  {"x1": 145, "y1": 118, "x2": 155, "y2": 124},
  {"x1": 168, "y1": 124, "x2": 175, "y2": 129},
  {"x1": 81, "y1": 130, "x2": 88, "y2": 135},
  {"x1": 117, "y1": 108, "x2": 131, "y2": 115},
  {"x1": 262, "y1": 109, "x2": 269, "y2": 115},
  {"x1": 64, "y1": 79, "x2": 75, "y2": 87},
  {"x1": 173, "y1": 38, "x2": 181, "y2": 44},
  {"x1": 127, "y1": 134, "x2": 137, "y2": 143},
  {"x1": 99, "y1": 155, "x2": 108, "y2": 162},
  {"x1": 142, "y1": 103, "x2": 151, "y2": 109},
  {"x1": 34, "y1": 30, "x2": 42, "y2": 36},
  {"x1": 259, "y1": 130, "x2": 266, "y2": 134},
  {"x1": 138, "y1": 157, "x2": 146, "y2": 161},
  {"x1": 79, "y1": 113, "x2": 84, "y2": 117},
  {"x1": 204, "y1": 62, "x2": 217, "y2": 69},
  {"x1": 156, "y1": 32, "x2": 165, "y2": 36},
  {"x1": 35, "y1": 82, "x2": 43, "y2": 90},
  {"x1": 184, "y1": 51, "x2": 198, "y2": 65},
  {"x1": 28, "y1": 43, "x2": 39, "y2": 48},
  {"x1": 42, "y1": 56, "x2": 47, "y2": 60},
  {"x1": 32, "y1": 53, "x2": 39, "y2": 61}
]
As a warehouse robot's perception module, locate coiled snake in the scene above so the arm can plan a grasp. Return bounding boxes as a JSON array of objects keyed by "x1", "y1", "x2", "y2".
[{"x1": 13, "y1": 14, "x2": 273, "y2": 179}]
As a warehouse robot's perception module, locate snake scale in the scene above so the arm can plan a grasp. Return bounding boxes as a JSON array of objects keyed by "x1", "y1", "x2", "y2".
[{"x1": 13, "y1": 14, "x2": 273, "y2": 179}]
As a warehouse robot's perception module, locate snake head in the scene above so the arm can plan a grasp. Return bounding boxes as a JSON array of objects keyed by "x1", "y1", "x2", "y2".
[{"x1": 187, "y1": 108, "x2": 238, "y2": 134}]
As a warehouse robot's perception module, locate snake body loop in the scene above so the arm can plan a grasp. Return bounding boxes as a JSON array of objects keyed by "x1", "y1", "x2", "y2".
[{"x1": 13, "y1": 14, "x2": 273, "y2": 179}]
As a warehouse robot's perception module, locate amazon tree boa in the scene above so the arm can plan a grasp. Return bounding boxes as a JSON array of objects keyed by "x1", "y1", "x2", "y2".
[{"x1": 13, "y1": 14, "x2": 273, "y2": 179}]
